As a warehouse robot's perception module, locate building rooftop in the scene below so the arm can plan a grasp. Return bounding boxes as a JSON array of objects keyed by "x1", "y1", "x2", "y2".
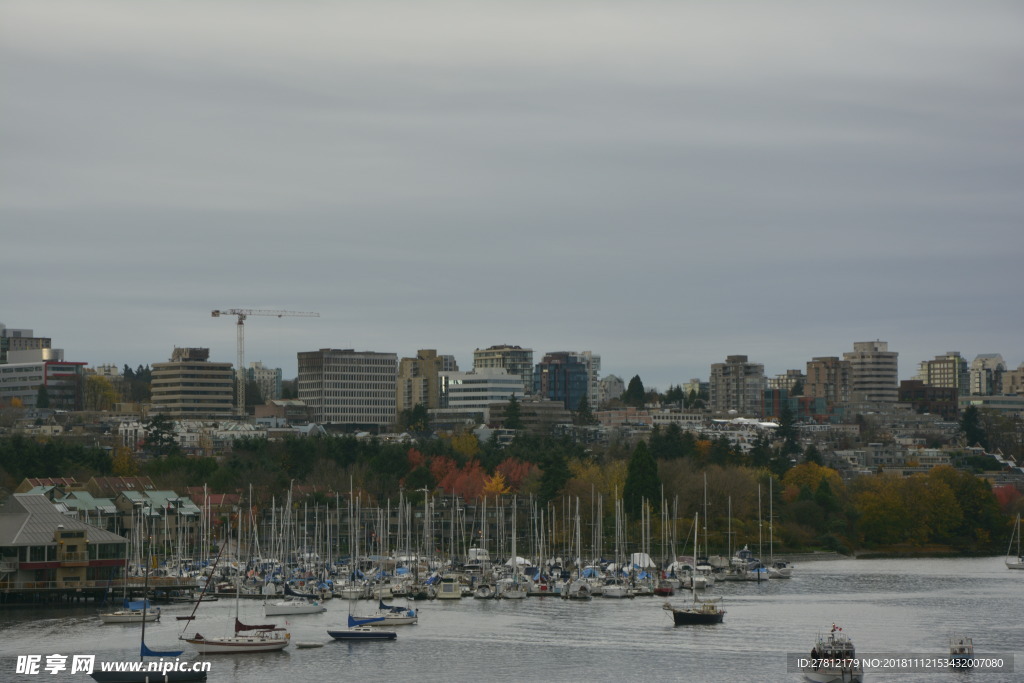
[{"x1": 0, "y1": 494, "x2": 126, "y2": 547}]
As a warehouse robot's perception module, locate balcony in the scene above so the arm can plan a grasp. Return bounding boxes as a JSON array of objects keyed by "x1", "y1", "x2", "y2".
[{"x1": 58, "y1": 551, "x2": 90, "y2": 567}]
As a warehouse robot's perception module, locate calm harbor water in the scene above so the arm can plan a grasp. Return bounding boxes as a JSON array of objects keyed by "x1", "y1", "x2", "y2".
[{"x1": 2, "y1": 556, "x2": 1022, "y2": 682}]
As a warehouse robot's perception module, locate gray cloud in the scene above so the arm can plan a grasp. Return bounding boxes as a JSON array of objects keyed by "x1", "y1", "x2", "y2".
[{"x1": 2, "y1": 0, "x2": 1021, "y2": 388}]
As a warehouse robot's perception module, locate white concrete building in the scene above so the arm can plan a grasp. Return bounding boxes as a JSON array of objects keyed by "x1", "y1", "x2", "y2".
[
  {"x1": 297, "y1": 349, "x2": 397, "y2": 427},
  {"x1": 439, "y1": 367, "x2": 524, "y2": 423}
]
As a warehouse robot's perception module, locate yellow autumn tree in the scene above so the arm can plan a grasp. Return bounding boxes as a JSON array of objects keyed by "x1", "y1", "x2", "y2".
[
  {"x1": 111, "y1": 446, "x2": 139, "y2": 476},
  {"x1": 450, "y1": 432, "x2": 480, "y2": 459},
  {"x1": 85, "y1": 375, "x2": 119, "y2": 411},
  {"x1": 781, "y1": 462, "x2": 844, "y2": 502},
  {"x1": 482, "y1": 471, "x2": 511, "y2": 496}
]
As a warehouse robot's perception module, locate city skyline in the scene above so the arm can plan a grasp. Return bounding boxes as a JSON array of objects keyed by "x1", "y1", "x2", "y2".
[
  {"x1": 2, "y1": 1, "x2": 1021, "y2": 391},
  {"x1": 3, "y1": 318, "x2": 1020, "y2": 395}
]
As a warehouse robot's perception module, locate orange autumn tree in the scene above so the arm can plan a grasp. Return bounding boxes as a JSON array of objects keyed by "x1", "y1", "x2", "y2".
[
  {"x1": 430, "y1": 455, "x2": 458, "y2": 486},
  {"x1": 495, "y1": 458, "x2": 536, "y2": 491}
]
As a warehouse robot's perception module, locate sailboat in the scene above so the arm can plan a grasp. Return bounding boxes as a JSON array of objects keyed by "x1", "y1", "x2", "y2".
[
  {"x1": 1006, "y1": 513, "x2": 1024, "y2": 570},
  {"x1": 264, "y1": 583, "x2": 327, "y2": 616},
  {"x1": 767, "y1": 478, "x2": 794, "y2": 578},
  {"x1": 497, "y1": 498, "x2": 528, "y2": 600},
  {"x1": 353, "y1": 598, "x2": 418, "y2": 625},
  {"x1": 183, "y1": 578, "x2": 290, "y2": 654},
  {"x1": 328, "y1": 489, "x2": 397, "y2": 642},
  {"x1": 98, "y1": 598, "x2": 161, "y2": 624},
  {"x1": 92, "y1": 547, "x2": 207, "y2": 682},
  {"x1": 100, "y1": 529, "x2": 160, "y2": 624}
]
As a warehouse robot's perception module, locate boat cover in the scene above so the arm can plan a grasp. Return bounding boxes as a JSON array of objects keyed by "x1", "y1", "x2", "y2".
[
  {"x1": 142, "y1": 640, "x2": 183, "y2": 658},
  {"x1": 235, "y1": 618, "x2": 283, "y2": 632},
  {"x1": 349, "y1": 614, "x2": 386, "y2": 627}
]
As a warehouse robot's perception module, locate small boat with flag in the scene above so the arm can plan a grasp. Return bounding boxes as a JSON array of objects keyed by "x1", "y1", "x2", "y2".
[
  {"x1": 803, "y1": 625, "x2": 863, "y2": 683},
  {"x1": 328, "y1": 614, "x2": 398, "y2": 641}
]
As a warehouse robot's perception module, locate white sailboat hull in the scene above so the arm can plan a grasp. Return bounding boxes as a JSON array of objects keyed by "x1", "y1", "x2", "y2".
[
  {"x1": 186, "y1": 635, "x2": 289, "y2": 654},
  {"x1": 264, "y1": 601, "x2": 326, "y2": 616},
  {"x1": 99, "y1": 609, "x2": 160, "y2": 624}
]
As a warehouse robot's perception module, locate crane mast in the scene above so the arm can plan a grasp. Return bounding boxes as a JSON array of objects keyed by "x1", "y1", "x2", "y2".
[{"x1": 211, "y1": 309, "x2": 319, "y2": 416}]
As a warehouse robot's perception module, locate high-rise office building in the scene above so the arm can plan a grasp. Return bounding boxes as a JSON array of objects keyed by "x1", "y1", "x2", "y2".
[
  {"x1": 150, "y1": 347, "x2": 235, "y2": 418},
  {"x1": 297, "y1": 349, "x2": 397, "y2": 427}
]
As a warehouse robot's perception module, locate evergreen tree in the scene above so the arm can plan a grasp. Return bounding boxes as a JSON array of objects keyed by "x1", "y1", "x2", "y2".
[
  {"x1": 803, "y1": 443, "x2": 824, "y2": 466},
  {"x1": 622, "y1": 375, "x2": 646, "y2": 407},
  {"x1": 504, "y1": 396, "x2": 523, "y2": 430},
  {"x1": 574, "y1": 395, "x2": 597, "y2": 426},
  {"x1": 960, "y1": 405, "x2": 988, "y2": 449},
  {"x1": 663, "y1": 385, "x2": 685, "y2": 405},
  {"x1": 623, "y1": 441, "x2": 661, "y2": 518},
  {"x1": 749, "y1": 433, "x2": 773, "y2": 469},
  {"x1": 144, "y1": 413, "x2": 181, "y2": 457},
  {"x1": 36, "y1": 386, "x2": 50, "y2": 409},
  {"x1": 538, "y1": 452, "x2": 570, "y2": 505},
  {"x1": 663, "y1": 422, "x2": 684, "y2": 459}
]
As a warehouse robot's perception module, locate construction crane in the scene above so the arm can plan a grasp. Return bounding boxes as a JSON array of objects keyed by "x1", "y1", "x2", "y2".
[{"x1": 211, "y1": 309, "x2": 320, "y2": 416}]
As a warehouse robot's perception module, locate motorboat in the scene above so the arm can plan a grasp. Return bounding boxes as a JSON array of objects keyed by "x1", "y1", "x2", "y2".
[
  {"x1": 662, "y1": 595, "x2": 725, "y2": 625},
  {"x1": 803, "y1": 625, "x2": 863, "y2": 683},
  {"x1": 949, "y1": 633, "x2": 974, "y2": 664},
  {"x1": 769, "y1": 559, "x2": 795, "y2": 578}
]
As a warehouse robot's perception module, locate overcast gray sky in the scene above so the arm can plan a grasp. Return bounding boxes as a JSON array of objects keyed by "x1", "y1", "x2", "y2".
[{"x1": 2, "y1": 0, "x2": 1021, "y2": 389}]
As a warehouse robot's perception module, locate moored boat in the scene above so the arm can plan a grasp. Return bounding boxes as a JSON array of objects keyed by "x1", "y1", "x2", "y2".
[
  {"x1": 99, "y1": 601, "x2": 161, "y2": 624},
  {"x1": 1006, "y1": 514, "x2": 1024, "y2": 570},
  {"x1": 264, "y1": 596, "x2": 327, "y2": 616},
  {"x1": 327, "y1": 614, "x2": 398, "y2": 641},
  {"x1": 354, "y1": 599, "x2": 418, "y2": 625},
  {"x1": 662, "y1": 595, "x2": 725, "y2": 625},
  {"x1": 185, "y1": 618, "x2": 290, "y2": 654}
]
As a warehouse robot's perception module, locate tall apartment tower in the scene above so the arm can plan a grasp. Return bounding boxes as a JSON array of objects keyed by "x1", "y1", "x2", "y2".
[
  {"x1": 473, "y1": 345, "x2": 534, "y2": 395},
  {"x1": 968, "y1": 354, "x2": 1006, "y2": 395},
  {"x1": 804, "y1": 357, "x2": 852, "y2": 403},
  {"x1": 150, "y1": 347, "x2": 235, "y2": 418},
  {"x1": 397, "y1": 349, "x2": 459, "y2": 412},
  {"x1": 915, "y1": 352, "x2": 968, "y2": 393},
  {"x1": 533, "y1": 351, "x2": 600, "y2": 411},
  {"x1": 599, "y1": 375, "x2": 626, "y2": 406},
  {"x1": 247, "y1": 361, "x2": 284, "y2": 402},
  {"x1": 297, "y1": 349, "x2": 397, "y2": 427},
  {"x1": 843, "y1": 341, "x2": 899, "y2": 403},
  {"x1": 709, "y1": 355, "x2": 765, "y2": 416}
]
